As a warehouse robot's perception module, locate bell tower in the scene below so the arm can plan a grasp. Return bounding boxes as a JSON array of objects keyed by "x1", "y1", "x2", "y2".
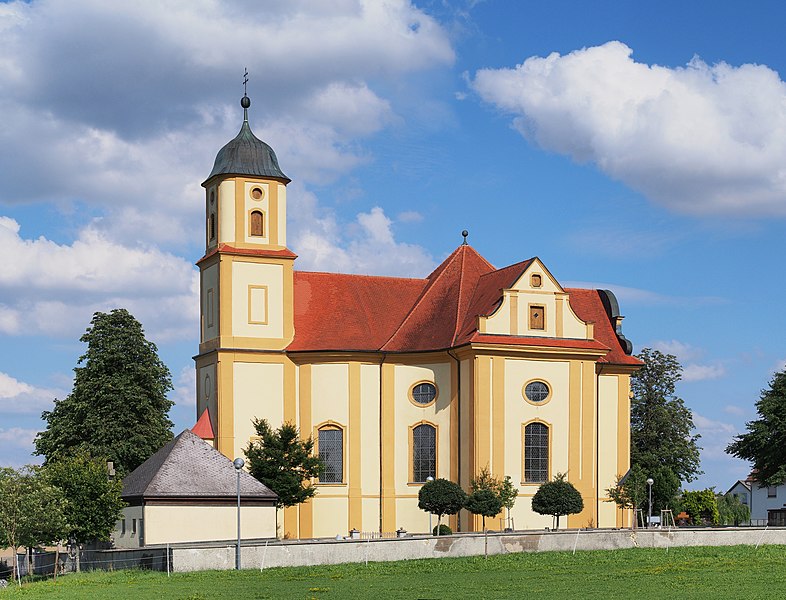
[{"x1": 194, "y1": 89, "x2": 296, "y2": 458}]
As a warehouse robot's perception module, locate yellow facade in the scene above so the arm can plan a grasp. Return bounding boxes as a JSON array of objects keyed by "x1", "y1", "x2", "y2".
[{"x1": 194, "y1": 109, "x2": 639, "y2": 538}]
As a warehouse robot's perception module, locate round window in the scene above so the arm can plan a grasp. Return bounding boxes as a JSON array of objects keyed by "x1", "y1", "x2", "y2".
[
  {"x1": 524, "y1": 381, "x2": 549, "y2": 403},
  {"x1": 250, "y1": 187, "x2": 265, "y2": 200},
  {"x1": 411, "y1": 382, "x2": 437, "y2": 405}
]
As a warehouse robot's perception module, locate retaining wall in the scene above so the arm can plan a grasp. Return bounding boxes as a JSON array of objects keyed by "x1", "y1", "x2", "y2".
[{"x1": 170, "y1": 527, "x2": 786, "y2": 572}]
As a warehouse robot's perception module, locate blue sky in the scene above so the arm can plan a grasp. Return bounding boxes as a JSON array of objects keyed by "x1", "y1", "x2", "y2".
[{"x1": 1, "y1": 0, "x2": 784, "y2": 492}]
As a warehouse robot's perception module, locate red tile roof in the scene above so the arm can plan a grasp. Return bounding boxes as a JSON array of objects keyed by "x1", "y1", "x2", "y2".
[
  {"x1": 287, "y1": 245, "x2": 640, "y2": 366},
  {"x1": 192, "y1": 408, "x2": 215, "y2": 439}
]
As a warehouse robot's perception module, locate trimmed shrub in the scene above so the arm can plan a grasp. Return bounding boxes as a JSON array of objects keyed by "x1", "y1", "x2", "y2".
[{"x1": 432, "y1": 524, "x2": 452, "y2": 536}]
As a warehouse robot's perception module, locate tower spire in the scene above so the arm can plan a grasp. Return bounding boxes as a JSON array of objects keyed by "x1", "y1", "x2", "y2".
[{"x1": 241, "y1": 68, "x2": 250, "y2": 122}]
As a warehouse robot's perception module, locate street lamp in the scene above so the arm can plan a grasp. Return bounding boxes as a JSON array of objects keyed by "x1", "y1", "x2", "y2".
[
  {"x1": 234, "y1": 457, "x2": 245, "y2": 570},
  {"x1": 646, "y1": 477, "x2": 654, "y2": 528},
  {"x1": 426, "y1": 476, "x2": 434, "y2": 535}
]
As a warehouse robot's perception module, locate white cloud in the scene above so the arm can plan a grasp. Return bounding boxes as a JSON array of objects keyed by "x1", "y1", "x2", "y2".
[
  {"x1": 563, "y1": 281, "x2": 722, "y2": 307},
  {"x1": 397, "y1": 210, "x2": 424, "y2": 223},
  {"x1": 472, "y1": 41, "x2": 786, "y2": 217},
  {"x1": 289, "y1": 185, "x2": 435, "y2": 277},
  {"x1": 171, "y1": 365, "x2": 196, "y2": 409},
  {"x1": 650, "y1": 340, "x2": 726, "y2": 382},
  {"x1": 0, "y1": 372, "x2": 60, "y2": 415},
  {"x1": 651, "y1": 340, "x2": 705, "y2": 362},
  {"x1": 693, "y1": 412, "x2": 736, "y2": 461},
  {"x1": 723, "y1": 405, "x2": 746, "y2": 417},
  {"x1": 0, "y1": 427, "x2": 42, "y2": 468},
  {"x1": 683, "y1": 363, "x2": 726, "y2": 382},
  {"x1": 0, "y1": 0, "x2": 454, "y2": 248},
  {"x1": 0, "y1": 216, "x2": 198, "y2": 340}
]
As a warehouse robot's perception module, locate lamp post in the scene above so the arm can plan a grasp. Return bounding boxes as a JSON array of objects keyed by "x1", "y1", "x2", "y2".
[
  {"x1": 234, "y1": 457, "x2": 245, "y2": 570},
  {"x1": 426, "y1": 476, "x2": 434, "y2": 535},
  {"x1": 646, "y1": 477, "x2": 654, "y2": 528}
]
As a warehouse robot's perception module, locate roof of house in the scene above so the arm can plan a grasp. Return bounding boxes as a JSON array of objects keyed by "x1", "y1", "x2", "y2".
[
  {"x1": 287, "y1": 244, "x2": 641, "y2": 366},
  {"x1": 122, "y1": 430, "x2": 277, "y2": 501}
]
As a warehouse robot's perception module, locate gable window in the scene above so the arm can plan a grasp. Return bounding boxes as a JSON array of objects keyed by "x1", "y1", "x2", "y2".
[
  {"x1": 318, "y1": 425, "x2": 344, "y2": 483},
  {"x1": 530, "y1": 273, "x2": 542, "y2": 288},
  {"x1": 524, "y1": 422, "x2": 549, "y2": 483},
  {"x1": 412, "y1": 423, "x2": 436, "y2": 482},
  {"x1": 529, "y1": 305, "x2": 545, "y2": 330},
  {"x1": 410, "y1": 382, "x2": 438, "y2": 406},
  {"x1": 250, "y1": 210, "x2": 264, "y2": 237}
]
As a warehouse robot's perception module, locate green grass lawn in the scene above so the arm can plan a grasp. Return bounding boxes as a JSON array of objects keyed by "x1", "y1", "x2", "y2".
[{"x1": 3, "y1": 545, "x2": 785, "y2": 599}]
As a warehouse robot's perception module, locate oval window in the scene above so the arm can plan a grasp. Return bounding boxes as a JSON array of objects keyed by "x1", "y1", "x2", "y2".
[
  {"x1": 524, "y1": 381, "x2": 550, "y2": 403},
  {"x1": 411, "y1": 382, "x2": 437, "y2": 405}
]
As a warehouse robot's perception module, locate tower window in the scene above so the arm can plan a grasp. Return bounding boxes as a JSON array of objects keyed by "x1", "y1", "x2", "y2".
[
  {"x1": 209, "y1": 213, "x2": 216, "y2": 241},
  {"x1": 250, "y1": 187, "x2": 265, "y2": 200},
  {"x1": 250, "y1": 210, "x2": 264, "y2": 237}
]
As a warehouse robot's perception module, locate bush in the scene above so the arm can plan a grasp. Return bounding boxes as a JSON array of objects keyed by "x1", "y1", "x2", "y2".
[
  {"x1": 681, "y1": 489, "x2": 720, "y2": 526},
  {"x1": 432, "y1": 524, "x2": 452, "y2": 536}
]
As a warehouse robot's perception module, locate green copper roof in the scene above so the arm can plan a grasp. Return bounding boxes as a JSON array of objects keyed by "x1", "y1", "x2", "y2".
[{"x1": 204, "y1": 99, "x2": 290, "y2": 184}]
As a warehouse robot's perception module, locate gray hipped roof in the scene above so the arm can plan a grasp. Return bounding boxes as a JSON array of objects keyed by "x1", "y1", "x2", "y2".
[{"x1": 122, "y1": 430, "x2": 277, "y2": 501}]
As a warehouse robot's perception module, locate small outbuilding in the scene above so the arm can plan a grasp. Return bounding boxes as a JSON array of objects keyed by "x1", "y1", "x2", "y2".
[{"x1": 113, "y1": 429, "x2": 277, "y2": 548}]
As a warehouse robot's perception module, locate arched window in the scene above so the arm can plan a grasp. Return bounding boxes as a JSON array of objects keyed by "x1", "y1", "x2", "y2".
[
  {"x1": 524, "y1": 422, "x2": 549, "y2": 483},
  {"x1": 318, "y1": 425, "x2": 343, "y2": 483},
  {"x1": 412, "y1": 423, "x2": 436, "y2": 482},
  {"x1": 250, "y1": 210, "x2": 264, "y2": 237},
  {"x1": 209, "y1": 213, "x2": 216, "y2": 241}
]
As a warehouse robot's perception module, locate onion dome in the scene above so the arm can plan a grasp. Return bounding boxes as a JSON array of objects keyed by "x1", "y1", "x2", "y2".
[{"x1": 204, "y1": 94, "x2": 290, "y2": 184}]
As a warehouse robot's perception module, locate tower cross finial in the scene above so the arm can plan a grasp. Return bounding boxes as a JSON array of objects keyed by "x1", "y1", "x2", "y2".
[{"x1": 241, "y1": 68, "x2": 251, "y2": 121}]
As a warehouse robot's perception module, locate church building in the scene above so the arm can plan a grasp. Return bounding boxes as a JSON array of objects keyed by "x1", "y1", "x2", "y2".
[{"x1": 193, "y1": 93, "x2": 642, "y2": 538}]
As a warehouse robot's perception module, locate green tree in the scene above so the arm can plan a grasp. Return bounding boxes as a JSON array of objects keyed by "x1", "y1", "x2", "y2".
[
  {"x1": 531, "y1": 473, "x2": 584, "y2": 530},
  {"x1": 44, "y1": 452, "x2": 125, "y2": 545},
  {"x1": 717, "y1": 492, "x2": 751, "y2": 526},
  {"x1": 465, "y1": 489, "x2": 503, "y2": 558},
  {"x1": 681, "y1": 489, "x2": 720, "y2": 526},
  {"x1": 418, "y1": 478, "x2": 467, "y2": 535},
  {"x1": 0, "y1": 467, "x2": 68, "y2": 582},
  {"x1": 650, "y1": 465, "x2": 680, "y2": 514},
  {"x1": 726, "y1": 368, "x2": 786, "y2": 486},
  {"x1": 606, "y1": 464, "x2": 647, "y2": 526},
  {"x1": 470, "y1": 466, "x2": 518, "y2": 529},
  {"x1": 244, "y1": 419, "x2": 322, "y2": 510},
  {"x1": 631, "y1": 348, "x2": 702, "y2": 483},
  {"x1": 35, "y1": 309, "x2": 174, "y2": 476}
]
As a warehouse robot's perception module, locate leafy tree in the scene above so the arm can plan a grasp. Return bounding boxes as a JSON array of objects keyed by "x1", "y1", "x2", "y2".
[
  {"x1": 418, "y1": 478, "x2": 467, "y2": 535},
  {"x1": 470, "y1": 466, "x2": 518, "y2": 529},
  {"x1": 44, "y1": 452, "x2": 125, "y2": 545},
  {"x1": 606, "y1": 464, "x2": 647, "y2": 526},
  {"x1": 465, "y1": 489, "x2": 503, "y2": 558},
  {"x1": 244, "y1": 419, "x2": 322, "y2": 510},
  {"x1": 681, "y1": 489, "x2": 719, "y2": 526},
  {"x1": 649, "y1": 465, "x2": 680, "y2": 514},
  {"x1": 35, "y1": 309, "x2": 174, "y2": 476},
  {"x1": 631, "y1": 348, "x2": 702, "y2": 483},
  {"x1": 726, "y1": 368, "x2": 786, "y2": 486},
  {"x1": 717, "y1": 492, "x2": 751, "y2": 526},
  {"x1": 531, "y1": 473, "x2": 584, "y2": 530},
  {"x1": 0, "y1": 467, "x2": 68, "y2": 582}
]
